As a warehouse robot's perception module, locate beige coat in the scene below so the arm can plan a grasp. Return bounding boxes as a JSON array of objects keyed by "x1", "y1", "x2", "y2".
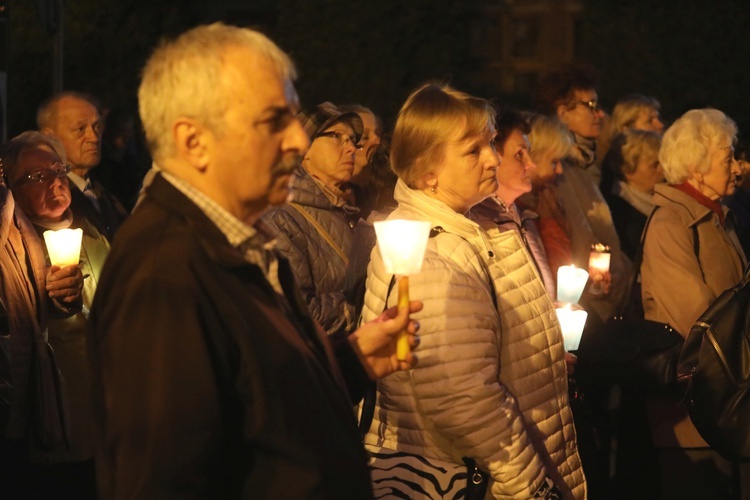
[
  {"x1": 556, "y1": 159, "x2": 632, "y2": 320},
  {"x1": 362, "y1": 181, "x2": 586, "y2": 499},
  {"x1": 641, "y1": 184, "x2": 746, "y2": 447},
  {"x1": 31, "y1": 218, "x2": 110, "y2": 463}
]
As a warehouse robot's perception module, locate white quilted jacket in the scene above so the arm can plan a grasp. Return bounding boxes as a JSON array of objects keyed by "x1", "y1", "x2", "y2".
[{"x1": 362, "y1": 181, "x2": 586, "y2": 499}]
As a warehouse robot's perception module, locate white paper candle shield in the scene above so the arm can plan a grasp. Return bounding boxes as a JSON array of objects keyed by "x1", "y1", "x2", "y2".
[
  {"x1": 374, "y1": 220, "x2": 431, "y2": 275},
  {"x1": 43, "y1": 228, "x2": 83, "y2": 267},
  {"x1": 374, "y1": 219, "x2": 431, "y2": 361},
  {"x1": 556, "y1": 265, "x2": 589, "y2": 305},
  {"x1": 555, "y1": 304, "x2": 588, "y2": 351}
]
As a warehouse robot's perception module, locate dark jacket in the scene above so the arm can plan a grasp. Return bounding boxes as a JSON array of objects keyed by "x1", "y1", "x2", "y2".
[
  {"x1": 609, "y1": 194, "x2": 648, "y2": 261},
  {"x1": 89, "y1": 174, "x2": 373, "y2": 499},
  {"x1": 68, "y1": 179, "x2": 128, "y2": 242},
  {"x1": 263, "y1": 167, "x2": 357, "y2": 336}
]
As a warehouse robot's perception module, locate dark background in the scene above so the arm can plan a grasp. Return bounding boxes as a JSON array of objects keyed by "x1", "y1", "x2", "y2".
[{"x1": 5, "y1": 0, "x2": 750, "y2": 138}]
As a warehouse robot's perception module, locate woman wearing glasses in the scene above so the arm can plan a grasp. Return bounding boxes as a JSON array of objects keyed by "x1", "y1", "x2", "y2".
[
  {"x1": 263, "y1": 102, "x2": 364, "y2": 337},
  {"x1": 2, "y1": 130, "x2": 108, "y2": 498}
]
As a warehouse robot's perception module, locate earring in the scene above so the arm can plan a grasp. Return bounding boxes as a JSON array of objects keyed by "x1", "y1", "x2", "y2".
[{"x1": 430, "y1": 184, "x2": 436, "y2": 194}]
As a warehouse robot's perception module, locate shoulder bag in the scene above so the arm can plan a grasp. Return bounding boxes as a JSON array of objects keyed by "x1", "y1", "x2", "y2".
[{"x1": 677, "y1": 264, "x2": 750, "y2": 459}]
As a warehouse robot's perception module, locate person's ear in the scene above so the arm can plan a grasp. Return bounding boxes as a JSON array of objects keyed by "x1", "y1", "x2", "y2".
[
  {"x1": 421, "y1": 172, "x2": 438, "y2": 193},
  {"x1": 173, "y1": 118, "x2": 210, "y2": 171},
  {"x1": 556, "y1": 104, "x2": 569, "y2": 121}
]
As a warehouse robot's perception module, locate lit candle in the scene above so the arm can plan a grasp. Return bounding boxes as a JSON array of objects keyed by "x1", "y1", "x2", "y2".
[
  {"x1": 588, "y1": 243, "x2": 611, "y2": 296},
  {"x1": 555, "y1": 304, "x2": 588, "y2": 351},
  {"x1": 43, "y1": 228, "x2": 83, "y2": 267},
  {"x1": 556, "y1": 265, "x2": 589, "y2": 305},
  {"x1": 374, "y1": 219, "x2": 431, "y2": 360}
]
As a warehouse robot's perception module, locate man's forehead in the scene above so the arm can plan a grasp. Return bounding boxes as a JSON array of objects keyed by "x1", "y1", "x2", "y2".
[{"x1": 58, "y1": 99, "x2": 99, "y2": 118}]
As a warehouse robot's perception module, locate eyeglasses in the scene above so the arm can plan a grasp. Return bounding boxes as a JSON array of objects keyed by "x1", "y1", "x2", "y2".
[
  {"x1": 572, "y1": 99, "x2": 600, "y2": 113},
  {"x1": 316, "y1": 131, "x2": 362, "y2": 149},
  {"x1": 15, "y1": 162, "x2": 71, "y2": 186}
]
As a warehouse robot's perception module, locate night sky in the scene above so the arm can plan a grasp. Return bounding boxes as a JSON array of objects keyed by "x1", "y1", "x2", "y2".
[{"x1": 5, "y1": 1, "x2": 750, "y2": 140}]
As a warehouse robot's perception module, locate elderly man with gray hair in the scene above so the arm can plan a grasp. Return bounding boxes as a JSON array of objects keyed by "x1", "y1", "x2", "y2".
[{"x1": 89, "y1": 22, "x2": 420, "y2": 499}]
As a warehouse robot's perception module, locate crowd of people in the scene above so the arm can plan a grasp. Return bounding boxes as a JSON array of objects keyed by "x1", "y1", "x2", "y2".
[{"x1": 0, "y1": 21, "x2": 748, "y2": 500}]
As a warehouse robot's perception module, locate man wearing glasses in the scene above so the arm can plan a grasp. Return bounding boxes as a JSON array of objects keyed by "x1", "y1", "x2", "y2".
[{"x1": 263, "y1": 103, "x2": 363, "y2": 336}]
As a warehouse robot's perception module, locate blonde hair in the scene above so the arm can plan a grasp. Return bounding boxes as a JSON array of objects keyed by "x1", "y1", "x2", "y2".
[
  {"x1": 603, "y1": 130, "x2": 661, "y2": 181},
  {"x1": 390, "y1": 83, "x2": 495, "y2": 187},
  {"x1": 138, "y1": 22, "x2": 296, "y2": 162},
  {"x1": 599, "y1": 94, "x2": 661, "y2": 161},
  {"x1": 659, "y1": 108, "x2": 736, "y2": 184},
  {"x1": 526, "y1": 113, "x2": 573, "y2": 163}
]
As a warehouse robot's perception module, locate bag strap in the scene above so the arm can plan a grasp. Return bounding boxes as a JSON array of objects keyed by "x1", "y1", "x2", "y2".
[
  {"x1": 287, "y1": 202, "x2": 349, "y2": 266},
  {"x1": 621, "y1": 206, "x2": 700, "y2": 314}
]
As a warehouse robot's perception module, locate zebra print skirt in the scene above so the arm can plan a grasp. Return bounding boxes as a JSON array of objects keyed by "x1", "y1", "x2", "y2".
[{"x1": 368, "y1": 448, "x2": 487, "y2": 499}]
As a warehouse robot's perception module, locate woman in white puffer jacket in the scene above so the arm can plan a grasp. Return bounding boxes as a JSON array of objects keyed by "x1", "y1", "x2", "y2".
[{"x1": 362, "y1": 83, "x2": 586, "y2": 499}]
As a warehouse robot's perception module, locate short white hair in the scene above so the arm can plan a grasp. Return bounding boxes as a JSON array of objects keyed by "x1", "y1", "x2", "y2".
[
  {"x1": 526, "y1": 113, "x2": 573, "y2": 163},
  {"x1": 138, "y1": 22, "x2": 296, "y2": 162},
  {"x1": 659, "y1": 108, "x2": 737, "y2": 184}
]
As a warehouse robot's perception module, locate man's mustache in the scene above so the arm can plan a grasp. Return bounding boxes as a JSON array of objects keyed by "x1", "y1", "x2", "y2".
[{"x1": 271, "y1": 154, "x2": 302, "y2": 179}]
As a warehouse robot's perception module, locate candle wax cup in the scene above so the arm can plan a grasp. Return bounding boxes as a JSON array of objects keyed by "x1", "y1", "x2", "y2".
[
  {"x1": 587, "y1": 251, "x2": 611, "y2": 296},
  {"x1": 588, "y1": 251, "x2": 611, "y2": 273},
  {"x1": 43, "y1": 228, "x2": 83, "y2": 267},
  {"x1": 556, "y1": 265, "x2": 589, "y2": 305},
  {"x1": 555, "y1": 306, "x2": 588, "y2": 351},
  {"x1": 374, "y1": 220, "x2": 431, "y2": 275}
]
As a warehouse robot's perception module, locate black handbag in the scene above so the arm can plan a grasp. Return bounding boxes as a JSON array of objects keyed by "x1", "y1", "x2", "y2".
[
  {"x1": 576, "y1": 207, "x2": 685, "y2": 396},
  {"x1": 676, "y1": 265, "x2": 750, "y2": 459}
]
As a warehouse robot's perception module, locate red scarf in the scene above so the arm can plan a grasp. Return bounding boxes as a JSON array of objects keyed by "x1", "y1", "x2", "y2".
[{"x1": 673, "y1": 182, "x2": 724, "y2": 225}]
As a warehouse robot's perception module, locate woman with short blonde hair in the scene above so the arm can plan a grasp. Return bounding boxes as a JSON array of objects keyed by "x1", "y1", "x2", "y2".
[{"x1": 363, "y1": 84, "x2": 586, "y2": 498}]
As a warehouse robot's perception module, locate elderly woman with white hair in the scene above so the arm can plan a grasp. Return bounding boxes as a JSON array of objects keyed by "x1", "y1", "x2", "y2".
[{"x1": 640, "y1": 108, "x2": 746, "y2": 499}]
